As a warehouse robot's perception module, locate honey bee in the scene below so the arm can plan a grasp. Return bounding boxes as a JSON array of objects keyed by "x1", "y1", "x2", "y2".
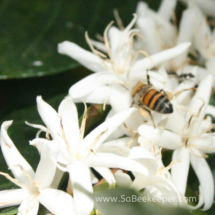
[{"x1": 131, "y1": 72, "x2": 173, "y2": 125}]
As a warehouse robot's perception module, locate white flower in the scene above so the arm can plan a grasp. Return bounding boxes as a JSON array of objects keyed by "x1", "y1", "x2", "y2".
[
  {"x1": 28, "y1": 95, "x2": 151, "y2": 215},
  {"x1": 113, "y1": 144, "x2": 183, "y2": 206},
  {"x1": 135, "y1": 0, "x2": 201, "y2": 71},
  {"x1": 58, "y1": 14, "x2": 190, "y2": 106},
  {"x1": 138, "y1": 74, "x2": 215, "y2": 210},
  {"x1": 0, "y1": 121, "x2": 76, "y2": 215},
  {"x1": 58, "y1": 15, "x2": 191, "y2": 140}
]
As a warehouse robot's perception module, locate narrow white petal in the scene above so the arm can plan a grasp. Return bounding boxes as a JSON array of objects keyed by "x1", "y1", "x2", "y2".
[
  {"x1": 73, "y1": 85, "x2": 110, "y2": 104},
  {"x1": 32, "y1": 139, "x2": 60, "y2": 189},
  {"x1": 87, "y1": 152, "x2": 148, "y2": 175},
  {"x1": 138, "y1": 125, "x2": 182, "y2": 149},
  {"x1": 190, "y1": 155, "x2": 214, "y2": 210},
  {"x1": 58, "y1": 96, "x2": 79, "y2": 151},
  {"x1": 121, "y1": 110, "x2": 145, "y2": 137},
  {"x1": 128, "y1": 147, "x2": 158, "y2": 175},
  {"x1": 171, "y1": 147, "x2": 190, "y2": 195},
  {"x1": 69, "y1": 72, "x2": 117, "y2": 99},
  {"x1": 39, "y1": 188, "x2": 76, "y2": 215},
  {"x1": 1, "y1": 121, "x2": 35, "y2": 185},
  {"x1": 0, "y1": 189, "x2": 28, "y2": 208},
  {"x1": 108, "y1": 26, "x2": 122, "y2": 58},
  {"x1": 193, "y1": 14, "x2": 212, "y2": 59},
  {"x1": 132, "y1": 42, "x2": 191, "y2": 73},
  {"x1": 131, "y1": 175, "x2": 180, "y2": 202},
  {"x1": 99, "y1": 137, "x2": 131, "y2": 157},
  {"x1": 158, "y1": 0, "x2": 177, "y2": 20},
  {"x1": 137, "y1": 17, "x2": 162, "y2": 54},
  {"x1": 80, "y1": 108, "x2": 135, "y2": 153},
  {"x1": 136, "y1": 1, "x2": 149, "y2": 18},
  {"x1": 18, "y1": 196, "x2": 39, "y2": 215},
  {"x1": 115, "y1": 170, "x2": 132, "y2": 187},
  {"x1": 177, "y1": 8, "x2": 199, "y2": 44},
  {"x1": 36, "y1": 96, "x2": 62, "y2": 142},
  {"x1": 94, "y1": 167, "x2": 115, "y2": 185},
  {"x1": 193, "y1": 0, "x2": 215, "y2": 17},
  {"x1": 206, "y1": 57, "x2": 215, "y2": 76},
  {"x1": 50, "y1": 168, "x2": 65, "y2": 189},
  {"x1": 67, "y1": 161, "x2": 94, "y2": 215},
  {"x1": 163, "y1": 100, "x2": 186, "y2": 135},
  {"x1": 58, "y1": 41, "x2": 105, "y2": 72},
  {"x1": 109, "y1": 83, "x2": 132, "y2": 113},
  {"x1": 187, "y1": 74, "x2": 213, "y2": 133}
]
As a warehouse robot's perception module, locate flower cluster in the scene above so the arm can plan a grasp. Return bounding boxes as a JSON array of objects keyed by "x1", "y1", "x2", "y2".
[{"x1": 1, "y1": 0, "x2": 215, "y2": 214}]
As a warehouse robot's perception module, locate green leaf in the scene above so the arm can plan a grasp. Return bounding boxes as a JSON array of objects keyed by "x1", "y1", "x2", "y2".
[
  {"x1": 0, "y1": 0, "x2": 161, "y2": 79},
  {"x1": 75, "y1": 184, "x2": 191, "y2": 215},
  {"x1": 0, "y1": 207, "x2": 18, "y2": 215}
]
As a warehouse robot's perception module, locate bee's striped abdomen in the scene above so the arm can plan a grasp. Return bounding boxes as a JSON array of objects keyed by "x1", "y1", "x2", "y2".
[{"x1": 142, "y1": 89, "x2": 173, "y2": 114}]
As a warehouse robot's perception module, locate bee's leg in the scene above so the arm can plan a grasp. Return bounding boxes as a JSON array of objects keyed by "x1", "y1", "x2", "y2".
[
  {"x1": 146, "y1": 70, "x2": 151, "y2": 85},
  {"x1": 174, "y1": 87, "x2": 197, "y2": 97},
  {"x1": 130, "y1": 101, "x2": 134, "y2": 107},
  {"x1": 148, "y1": 111, "x2": 156, "y2": 128},
  {"x1": 160, "y1": 89, "x2": 174, "y2": 101},
  {"x1": 138, "y1": 107, "x2": 156, "y2": 128}
]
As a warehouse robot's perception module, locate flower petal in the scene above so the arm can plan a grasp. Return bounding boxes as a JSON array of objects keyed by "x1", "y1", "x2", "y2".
[
  {"x1": 108, "y1": 26, "x2": 122, "y2": 59},
  {"x1": 158, "y1": 0, "x2": 177, "y2": 21},
  {"x1": 109, "y1": 83, "x2": 132, "y2": 113},
  {"x1": 115, "y1": 170, "x2": 132, "y2": 187},
  {"x1": 58, "y1": 96, "x2": 79, "y2": 151},
  {"x1": 50, "y1": 168, "x2": 65, "y2": 189},
  {"x1": 131, "y1": 175, "x2": 180, "y2": 203},
  {"x1": 39, "y1": 188, "x2": 76, "y2": 215},
  {"x1": 36, "y1": 96, "x2": 62, "y2": 143},
  {"x1": 98, "y1": 137, "x2": 131, "y2": 157},
  {"x1": 177, "y1": 8, "x2": 199, "y2": 44},
  {"x1": 31, "y1": 138, "x2": 60, "y2": 189},
  {"x1": 137, "y1": 17, "x2": 162, "y2": 54},
  {"x1": 104, "y1": 109, "x2": 125, "y2": 141},
  {"x1": 73, "y1": 85, "x2": 110, "y2": 104},
  {"x1": 0, "y1": 189, "x2": 28, "y2": 208},
  {"x1": 190, "y1": 154, "x2": 214, "y2": 211},
  {"x1": 93, "y1": 167, "x2": 115, "y2": 185},
  {"x1": 0, "y1": 121, "x2": 35, "y2": 185},
  {"x1": 128, "y1": 147, "x2": 158, "y2": 175},
  {"x1": 132, "y1": 42, "x2": 191, "y2": 73},
  {"x1": 193, "y1": 12, "x2": 212, "y2": 59},
  {"x1": 138, "y1": 125, "x2": 182, "y2": 149},
  {"x1": 18, "y1": 196, "x2": 39, "y2": 215},
  {"x1": 69, "y1": 72, "x2": 116, "y2": 99},
  {"x1": 190, "y1": 0, "x2": 215, "y2": 17},
  {"x1": 171, "y1": 147, "x2": 190, "y2": 195},
  {"x1": 87, "y1": 152, "x2": 148, "y2": 175},
  {"x1": 187, "y1": 74, "x2": 213, "y2": 133},
  {"x1": 58, "y1": 41, "x2": 105, "y2": 72},
  {"x1": 67, "y1": 160, "x2": 94, "y2": 215},
  {"x1": 80, "y1": 108, "x2": 135, "y2": 153}
]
